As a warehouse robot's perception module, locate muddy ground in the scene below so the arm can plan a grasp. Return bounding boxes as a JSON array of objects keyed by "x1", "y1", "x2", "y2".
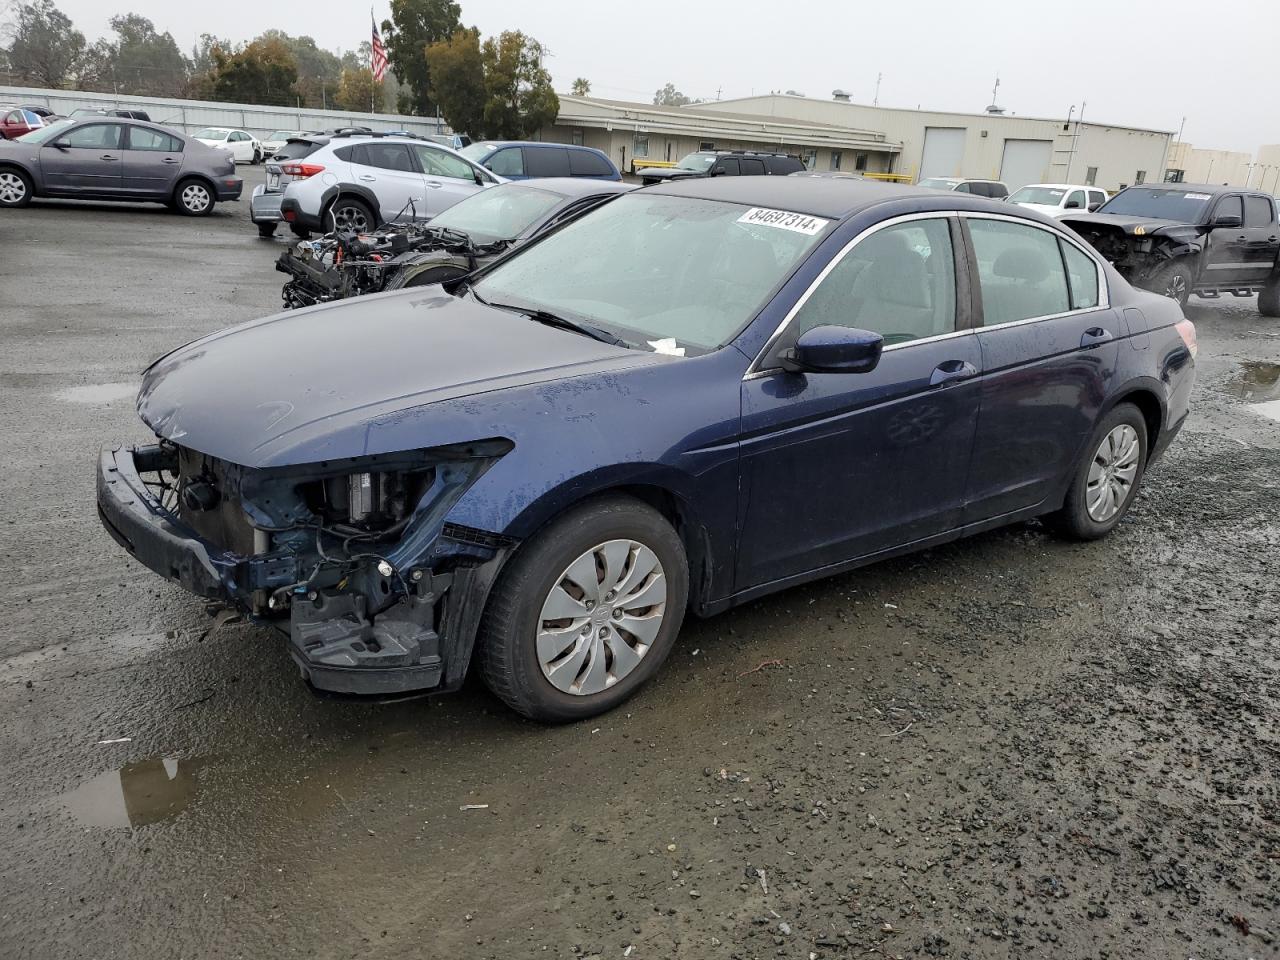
[{"x1": 1, "y1": 177, "x2": 1277, "y2": 960}]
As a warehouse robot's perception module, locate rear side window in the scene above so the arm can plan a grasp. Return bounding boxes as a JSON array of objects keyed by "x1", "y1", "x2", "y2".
[
  {"x1": 524, "y1": 147, "x2": 571, "y2": 177},
  {"x1": 361, "y1": 143, "x2": 414, "y2": 172},
  {"x1": 1059, "y1": 240, "x2": 1100, "y2": 309},
  {"x1": 968, "y1": 218, "x2": 1070, "y2": 325},
  {"x1": 987, "y1": 183, "x2": 1009, "y2": 199},
  {"x1": 567, "y1": 149, "x2": 614, "y2": 177},
  {"x1": 486, "y1": 148, "x2": 524, "y2": 176},
  {"x1": 1244, "y1": 195, "x2": 1274, "y2": 227},
  {"x1": 739, "y1": 158, "x2": 766, "y2": 175},
  {"x1": 766, "y1": 156, "x2": 804, "y2": 175},
  {"x1": 276, "y1": 139, "x2": 324, "y2": 161},
  {"x1": 127, "y1": 127, "x2": 182, "y2": 152},
  {"x1": 333, "y1": 144, "x2": 360, "y2": 162},
  {"x1": 1088, "y1": 190, "x2": 1106, "y2": 208}
]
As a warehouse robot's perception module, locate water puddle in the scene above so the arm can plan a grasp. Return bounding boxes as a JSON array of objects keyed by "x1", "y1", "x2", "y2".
[
  {"x1": 61, "y1": 756, "x2": 201, "y2": 828},
  {"x1": 1225, "y1": 361, "x2": 1280, "y2": 422},
  {"x1": 54, "y1": 382, "x2": 136, "y2": 405}
]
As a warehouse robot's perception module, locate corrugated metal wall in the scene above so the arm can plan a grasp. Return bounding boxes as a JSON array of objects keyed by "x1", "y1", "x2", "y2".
[{"x1": 0, "y1": 84, "x2": 449, "y2": 139}]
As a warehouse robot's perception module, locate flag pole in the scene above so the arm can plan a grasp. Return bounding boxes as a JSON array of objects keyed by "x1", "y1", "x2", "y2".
[{"x1": 370, "y1": 8, "x2": 376, "y2": 113}]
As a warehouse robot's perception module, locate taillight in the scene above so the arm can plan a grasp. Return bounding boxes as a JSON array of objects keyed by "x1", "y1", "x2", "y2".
[
  {"x1": 1175, "y1": 317, "x2": 1198, "y2": 360},
  {"x1": 281, "y1": 162, "x2": 325, "y2": 178}
]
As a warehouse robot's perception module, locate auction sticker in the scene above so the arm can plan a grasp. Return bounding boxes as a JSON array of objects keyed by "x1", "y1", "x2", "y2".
[
  {"x1": 737, "y1": 207, "x2": 830, "y2": 235},
  {"x1": 1184, "y1": 192, "x2": 1212, "y2": 200}
]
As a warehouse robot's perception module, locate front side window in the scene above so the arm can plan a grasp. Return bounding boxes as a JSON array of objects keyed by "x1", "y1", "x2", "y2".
[
  {"x1": 4, "y1": 110, "x2": 21, "y2": 123},
  {"x1": 712, "y1": 158, "x2": 740, "y2": 176},
  {"x1": 1065, "y1": 190, "x2": 1086, "y2": 210},
  {"x1": 482, "y1": 147, "x2": 523, "y2": 177},
  {"x1": 1244, "y1": 195, "x2": 1273, "y2": 227},
  {"x1": 1213, "y1": 195, "x2": 1243, "y2": 223},
  {"x1": 473, "y1": 194, "x2": 830, "y2": 352},
  {"x1": 968, "y1": 218, "x2": 1070, "y2": 326},
  {"x1": 60, "y1": 123, "x2": 123, "y2": 149},
  {"x1": 128, "y1": 127, "x2": 182, "y2": 152},
  {"x1": 788, "y1": 218, "x2": 956, "y2": 346}
]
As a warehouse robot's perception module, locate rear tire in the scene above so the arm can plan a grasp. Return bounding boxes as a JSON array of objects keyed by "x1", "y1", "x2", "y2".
[
  {"x1": 1259, "y1": 275, "x2": 1280, "y2": 317},
  {"x1": 256, "y1": 222, "x2": 276, "y2": 238},
  {"x1": 326, "y1": 196, "x2": 375, "y2": 233},
  {"x1": 252, "y1": 148, "x2": 262, "y2": 165},
  {"x1": 0, "y1": 167, "x2": 32, "y2": 207},
  {"x1": 1147, "y1": 260, "x2": 1194, "y2": 307},
  {"x1": 289, "y1": 224, "x2": 312, "y2": 239},
  {"x1": 478, "y1": 495, "x2": 689, "y2": 723},
  {"x1": 174, "y1": 178, "x2": 214, "y2": 216},
  {"x1": 1047, "y1": 404, "x2": 1148, "y2": 541}
]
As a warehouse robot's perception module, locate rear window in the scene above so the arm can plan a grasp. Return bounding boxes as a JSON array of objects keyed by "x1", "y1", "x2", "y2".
[
  {"x1": 524, "y1": 146, "x2": 571, "y2": 177},
  {"x1": 276, "y1": 139, "x2": 324, "y2": 160},
  {"x1": 567, "y1": 148, "x2": 615, "y2": 177}
]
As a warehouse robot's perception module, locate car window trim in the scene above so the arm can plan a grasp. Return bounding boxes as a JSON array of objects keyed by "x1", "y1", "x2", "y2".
[
  {"x1": 958, "y1": 211, "x2": 1110, "y2": 331},
  {"x1": 745, "y1": 211, "x2": 972, "y2": 378}
]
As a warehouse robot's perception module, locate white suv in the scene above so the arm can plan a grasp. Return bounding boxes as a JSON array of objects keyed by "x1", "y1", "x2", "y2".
[{"x1": 276, "y1": 133, "x2": 501, "y2": 237}]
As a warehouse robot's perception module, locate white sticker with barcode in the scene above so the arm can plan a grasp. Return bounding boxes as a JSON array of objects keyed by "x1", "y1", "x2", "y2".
[
  {"x1": 1184, "y1": 192, "x2": 1212, "y2": 200},
  {"x1": 737, "y1": 207, "x2": 830, "y2": 235}
]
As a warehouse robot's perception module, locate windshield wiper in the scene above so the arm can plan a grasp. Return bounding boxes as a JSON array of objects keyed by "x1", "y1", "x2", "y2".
[{"x1": 486, "y1": 301, "x2": 628, "y2": 347}]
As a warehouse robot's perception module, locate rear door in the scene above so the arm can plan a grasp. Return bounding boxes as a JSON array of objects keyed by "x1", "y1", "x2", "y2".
[
  {"x1": 121, "y1": 126, "x2": 184, "y2": 197},
  {"x1": 566, "y1": 147, "x2": 617, "y2": 180},
  {"x1": 961, "y1": 215, "x2": 1118, "y2": 521},
  {"x1": 353, "y1": 142, "x2": 424, "y2": 221},
  {"x1": 523, "y1": 146, "x2": 571, "y2": 179},
  {"x1": 39, "y1": 122, "x2": 125, "y2": 195},
  {"x1": 738, "y1": 158, "x2": 766, "y2": 176},
  {"x1": 1201, "y1": 194, "x2": 1250, "y2": 287},
  {"x1": 409, "y1": 144, "x2": 484, "y2": 217},
  {"x1": 1240, "y1": 194, "x2": 1280, "y2": 282}
]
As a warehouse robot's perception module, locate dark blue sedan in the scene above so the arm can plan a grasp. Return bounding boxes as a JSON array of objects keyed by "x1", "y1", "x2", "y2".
[{"x1": 97, "y1": 177, "x2": 1196, "y2": 721}]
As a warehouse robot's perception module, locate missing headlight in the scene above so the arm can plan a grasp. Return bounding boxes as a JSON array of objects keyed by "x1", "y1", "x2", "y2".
[{"x1": 307, "y1": 468, "x2": 435, "y2": 532}]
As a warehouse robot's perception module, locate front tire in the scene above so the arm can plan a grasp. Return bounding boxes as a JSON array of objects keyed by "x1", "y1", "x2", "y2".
[
  {"x1": 1259, "y1": 275, "x2": 1280, "y2": 317},
  {"x1": 0, "y1": 167, "x2": 33, "y2": 207},
  {"x1": 256, "y1": 221, "x2": 276, "y2": 238},
  {"x1": 1147, "y1": 260, "x2": 1194, "y2": 307},
  {"x1": 479, "y1": 496, "x2": 689, "y2": 722},
  {"x1": 174, "y1": 178, "x2": 214, "y2": 216},
  {"x1": 1048, "y1": 404, "x2": 1148, "y2": 541}
]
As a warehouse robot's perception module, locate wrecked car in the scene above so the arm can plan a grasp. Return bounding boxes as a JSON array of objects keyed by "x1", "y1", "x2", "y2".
[
  {"x1": 98, "y1": 178, "x2": 1196, "y2": 722},
  {"x1": 1061, "y1": 183, "x2": 1280, "y2": 314},
  {"x1": 276, "y1": 178, "x2": 632, "y2": 309}
]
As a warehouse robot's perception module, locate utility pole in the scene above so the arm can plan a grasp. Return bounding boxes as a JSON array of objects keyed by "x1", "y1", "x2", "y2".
[
  {"x1": 1064, "y1": 105, "x2": 1077, "y2": 181},
  {"x1": 873, "y1": 72, "x2": 881, "y2": 107}
]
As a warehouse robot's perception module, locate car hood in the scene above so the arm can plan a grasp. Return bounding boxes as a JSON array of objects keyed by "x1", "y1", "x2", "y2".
[
  {"x1": 635, "y1": 168, "x2": 699, "y2": 181},
  {"x1": 138, "y1": 288, "x2": 666, "y2": 468},
  {"x1": 1012, "y1": 202, "x2": 1063, "y2": 216},
  {"x1": 1059, "y1": 212, "x2": 1199, "y2": 236}
]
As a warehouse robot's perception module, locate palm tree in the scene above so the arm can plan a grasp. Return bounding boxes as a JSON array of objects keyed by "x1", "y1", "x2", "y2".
[{"x1": 570, "y1": 77, "x2": 590, "y2": 96}]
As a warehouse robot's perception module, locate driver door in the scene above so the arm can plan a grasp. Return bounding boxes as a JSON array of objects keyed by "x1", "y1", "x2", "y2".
[
  {"x1": 411, "y1": 144, "x2": 487, "y2": 218},
  {"x1": 40, "y1": 122, "x2": 125, "y2": 196},
  {"x1": 735, "y1": 216, "x2": 982, "y2": 590}
]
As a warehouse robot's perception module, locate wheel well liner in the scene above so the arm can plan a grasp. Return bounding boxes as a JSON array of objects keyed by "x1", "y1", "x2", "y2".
[
  {"x1": 1108, "y1": 387, "x2": 1164, "y2": 459},
  {"x1": 319, "y1": 184, "x2": 381, "y2": 228}
]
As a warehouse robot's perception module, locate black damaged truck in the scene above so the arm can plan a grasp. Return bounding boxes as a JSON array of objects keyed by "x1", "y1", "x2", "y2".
[{"x1": 1062, "y1": 183, "x2": 1280, "y2": 314}]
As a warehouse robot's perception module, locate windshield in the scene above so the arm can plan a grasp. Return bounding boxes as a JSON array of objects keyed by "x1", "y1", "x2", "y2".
[
  {"x1": 459, "y1": 142, "x2": 497, "y2": 162},
  {"x1": 1098, "y1": 188, "x2": 1211, "y2": 221},
  {"x1": 267, "y1": 130, "x2": 296, "y2": 141},
  {"x1": 675, "y1": 152, "x2": 717, "y2": 171},
  {"x1": 193, "y1": 128, "x2": 228, "y2": 140},
  {"x1": 15, "y1": 119, "x2": 73, "y2": 144},
  {"x1": 473, "y1": 194, "x2": 830, "y2": 352},
  {"x1": 431, "y1": 184, "x2": 565, "y2": 244},
  {"x1": 916, "y1": 178, "x2": 959, "y2": 190},
  {"x1": 1011, "y1": 186, "x2": 1067, "y2": 205}
]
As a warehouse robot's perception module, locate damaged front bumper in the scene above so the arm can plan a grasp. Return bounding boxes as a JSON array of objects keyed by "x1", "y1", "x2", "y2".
[{"x1": 96, "y1": 444, "x2": 512, "y2": 698}]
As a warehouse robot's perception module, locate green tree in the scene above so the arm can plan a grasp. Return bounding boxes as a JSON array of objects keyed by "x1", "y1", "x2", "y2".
[
  {"x1": 333, "y1": 66, "x2": 381, "y2": 112},
  {"x1": 80, "y1": 14, "x2": 188, "y2": 97},
  {"x1": 424, "y1": 28, "x2": 483, "y2": 136},
  {"x1": 208, "y1": 36, "x2": 298, "y2": 106},
  {"x1": 570, "y1": 77, "x2": 590, "y2": 96},
  {"x1": 653, "y1": 82, "x2": 690, "y2": 107},
  {"x1": 258, "y1": 31, "x2": 342, "y2": 108},
  {"x1": 382, "y1": 0, "x2": 461, "y2": 115},
  {"x1": 479, "y1": 31, "x2": 558, "y2": 139},
  {"x1": 6, "y1": 0, "x2": 85, "y2": 87}
]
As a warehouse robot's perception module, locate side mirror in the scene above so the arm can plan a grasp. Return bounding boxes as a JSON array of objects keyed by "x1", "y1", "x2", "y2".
[
  {"x1": 52, "y1": 141, "x2": 69, "y2": 150},
  {"x1": 778, "y1": 325, "x2": 884, "y2": 375},
  {"x1": 1087, "y1": 201, "x2": 1102, "y2": 212},
  {"x1": 1064, "y1": 199, "x2": 1081, "y2": 209},
  {"x1": 1213, "y1": 214, "x2": 1242, "y2": 228},
  {"x1": 708, "y1": 167, "x2": 724, "y2": 177}
]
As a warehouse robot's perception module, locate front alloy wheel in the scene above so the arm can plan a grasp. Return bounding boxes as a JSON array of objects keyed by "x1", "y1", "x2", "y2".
[
  {"x1": 537, "y1": 540, "x2": 667, "y2": 695},
  {"x1": 0, "y1": 169, "x2": 31, "y2": 207}
]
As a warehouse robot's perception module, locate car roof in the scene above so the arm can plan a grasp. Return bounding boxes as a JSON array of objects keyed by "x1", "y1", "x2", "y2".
[
  {"x1": 1019, "y1": 183, "x2": 1097, "y2": 190},
  {"x1": 506, "y1": 178, "x2": 633, "y2": 199},
  {"x1": 1121, "y1": 182, "x2": 1255, "y2": 195},
  {"x1": 648, "y1": 175, "x2": 958, "y2": 219},
  {"x1": 473, "y1": 140, "x2": 603, "y2": 151}
]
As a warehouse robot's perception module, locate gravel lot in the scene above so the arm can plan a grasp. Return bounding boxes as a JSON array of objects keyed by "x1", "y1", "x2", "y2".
[{"x1": 1, "y1": 176, "x2": 1278, "y2": 960}]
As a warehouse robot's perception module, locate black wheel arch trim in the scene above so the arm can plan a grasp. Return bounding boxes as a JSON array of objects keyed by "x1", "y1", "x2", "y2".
[{"x1": 319, "y1": 183, "x2": 381, "y2": 228}]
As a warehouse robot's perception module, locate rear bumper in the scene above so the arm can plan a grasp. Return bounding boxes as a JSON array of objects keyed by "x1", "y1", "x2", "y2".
[
  {"x1": 215, "y1": 177, "x2": 244, "y2": 201},
  {"x1": 250, "y1": 184, "x2": 283, "y2": 224},
  {"x1": 279, "y1": 197, "x2": 324, "y2": 232}
]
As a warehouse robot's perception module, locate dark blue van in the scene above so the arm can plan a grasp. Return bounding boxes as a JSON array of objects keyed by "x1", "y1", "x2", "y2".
[{"x1": 459, "y1": 140, "x2": 621, "y2": 182}]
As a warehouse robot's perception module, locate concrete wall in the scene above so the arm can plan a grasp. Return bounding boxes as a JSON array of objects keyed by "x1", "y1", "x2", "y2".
[
  {"x1": 689, "y1": 95, "x2": 1173, "y2": 192},
  {"x1": 1255, "y1": 145, "x2": 1280, "y2": 195},
  {"x1": 1164, "y1": 142, "x2": 1254, "y2": 187},
  {"x1": 0, "y1": 84, "x2": 447, "y2": 140}
]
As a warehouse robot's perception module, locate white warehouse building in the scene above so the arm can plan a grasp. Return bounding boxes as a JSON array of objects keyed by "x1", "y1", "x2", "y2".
[{"x1": 540, "y1": 93, "x2": 1174, "y2": 193}]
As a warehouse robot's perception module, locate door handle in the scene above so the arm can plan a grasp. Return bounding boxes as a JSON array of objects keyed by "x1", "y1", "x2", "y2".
[
  {"x1": 425, "y1": 180, "x2": 443, "y2": 188},
  {"x1": 162, "y1": 157, "x2": 180, "y2": 164},
  {"x1": 357, "y1": 174, "x2": 376, "y2": 182},
  {"x1": 929, "y1": 359, "x2": 979, "y2": 387},
  {"x1": 1080, "y1": 327, "x2": 1113, "y2": 348},
  {"x1": 100, "y1": 154, "x2": 118, "y2": 161}
]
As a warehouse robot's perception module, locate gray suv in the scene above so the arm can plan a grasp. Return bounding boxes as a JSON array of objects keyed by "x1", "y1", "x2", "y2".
[
  {"x1": 265, "y1": 132, "x2": 500, "y2": 239},
  {"x1": 0, "y1": 117, "x2": 242, "y2": 214}
]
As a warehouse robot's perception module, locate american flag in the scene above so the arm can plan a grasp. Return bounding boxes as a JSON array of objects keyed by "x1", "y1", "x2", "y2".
[{"x1": 371, "y1": 14, "x2": 388, "y2": 83}]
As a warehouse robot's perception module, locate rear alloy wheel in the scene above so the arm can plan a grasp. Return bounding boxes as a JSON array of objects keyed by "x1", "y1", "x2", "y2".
[
  {"x1": 1259, "y1": 275, "x2": 1280, "y2": 317},
  {"x1": 1149, "y1": 260, "x2": 1193, "y2": 306},
  {"x1": 175, "y1": 179, "x2": 214, "y2": 216},
  {"x1": 479, "y1": 496, "x2": 689, "y2": 722},
  {"x1": 327, "y1": 197, "x2": 375, "y2": 233},
  {"x1": 0, "y1": 168, "x2": 32, "y2": 207},
  {"x1": 1048, "y1": 404, "x2": 1148, "y2": 541}
]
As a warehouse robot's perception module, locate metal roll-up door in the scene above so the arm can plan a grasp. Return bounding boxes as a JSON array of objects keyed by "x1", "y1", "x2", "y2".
[
  {"x1": 999, "y1": 139, "x2": 1053, "y2": 190},
  {"x1": 919, "y1": 127, "x2": 966, "y2": 179}
]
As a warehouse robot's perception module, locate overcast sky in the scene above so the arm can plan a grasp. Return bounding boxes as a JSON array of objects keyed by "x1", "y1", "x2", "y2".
[{"x1": 46, "y1": 0, "x2": 1279, "y2": 153}]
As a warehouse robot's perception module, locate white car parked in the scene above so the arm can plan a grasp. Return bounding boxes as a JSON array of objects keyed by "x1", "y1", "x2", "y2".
[
  {"x1": 260, "y1": 129, "x2": 308, "y2": 159},
  {"x1": 192, "y1": 127, "x2": 263, "y2": 165},
  {"x1": 1009, "y1": 183, "x2": 1108, "y2": 218}
]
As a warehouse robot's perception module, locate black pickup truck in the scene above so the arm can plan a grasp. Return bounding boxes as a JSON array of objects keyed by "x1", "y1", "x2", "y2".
[
  {"x1": 635, "y1": 150, "x2": 805, "y2": 186},
  {"x1": 1062, "y1": 183, "x2": 1280, "y2": 314}
]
